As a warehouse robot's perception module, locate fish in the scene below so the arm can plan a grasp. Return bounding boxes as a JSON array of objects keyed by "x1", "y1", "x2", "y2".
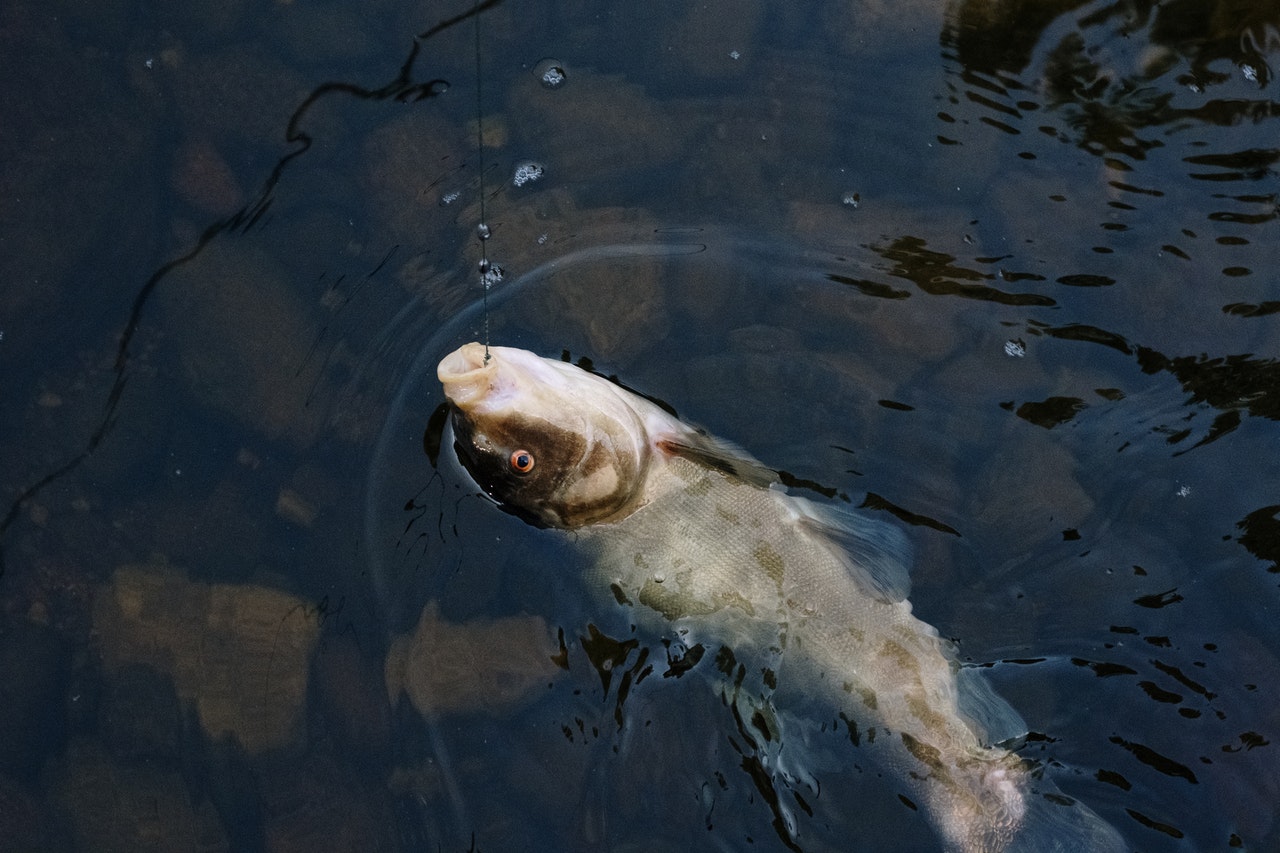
[{"x1": 437, "y1": 341, "x2": 1126, "y2": 852}]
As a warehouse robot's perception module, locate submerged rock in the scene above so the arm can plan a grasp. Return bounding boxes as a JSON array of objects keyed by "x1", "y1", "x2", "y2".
[
  {"x1": 258, "y1": 752, "x2": 396, "y2": 853},
  {"x1": 99, "y1": 663, "x2": 184, "y2": 764},
  {"x1": 0, "y1": 774, "x2": 51, "y2": 853},
  {"x1": 169, "y1": 45, "x2": 309, "y2": 149},
  {"x1": 451, "y1": 188, "x2": 672, "y2": 364},
  {"x1": 45, "y1": 737, "x2": 229, "y2": 853},
  {"x1": 662, "y1": 0, "x2": 764, "y2": 78},
  {"x1": 509, "y1": 71, "x2": 685, "y2": 182},
  {"x1": 0, "y1": 4, "x2": 151, "y2": 331},
  {"x1": 360, "y1": 112, "x2": 466, "y2": 249},
  {"x1": 824, "y1": 0, "x2": 942, "y2": 56},
  {"x1": 532, "y1": 254, "x2": 670, "y2": 363},
  {"x1": 312, "y1": 633, "x2": 392, "y2": 754},
  {"x1": 170, "y1": 138, "x2": 246, "y2": 218},
  {"x1": 159, "y1": 241, "x2": 327, "y2": 446},
  {"x1": 0, "y1": 617, "x2": 67, "y2": 779},
  {"x1": 969, "y1": 435, "x2": 1094, "y2": 557},
  {"x1": 93, "y1": 564, "x2": 321, "y2": 755},
  {"x1": 386, "y1": 601, "x2": 559, "y2": 717}
]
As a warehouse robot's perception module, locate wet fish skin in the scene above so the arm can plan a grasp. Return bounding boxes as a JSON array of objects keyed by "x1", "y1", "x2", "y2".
[
  {"x1": 438, "y1": 342, "x2": 1125, "y2": 853},
  {"x1": 439, "y1": 343, "x2": 654, "y2": 528}
]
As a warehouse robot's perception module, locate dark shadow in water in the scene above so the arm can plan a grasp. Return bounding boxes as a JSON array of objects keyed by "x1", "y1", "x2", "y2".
[
  {"x1": 0, "y1": 3, "x2": 502, "y2": 577},
  {"x1": 863, "y1": 228, "x2": 1280, "y2": 578},
  {"x1": 877, "y1": 235, "x2": 1058, "y2": 307},
  {"x1": 940, "y1": 0, "x2": 1280, "y2": 232},
  {"x1": 947, "y1": 0, "x2": 1280, "y2": 96},
  {"x1": 1237, "y1": 505, "x2": 1280, "y2": 573},
  {"x1": 868, "y1": 233, "x2": 1280, "y2": 437}
]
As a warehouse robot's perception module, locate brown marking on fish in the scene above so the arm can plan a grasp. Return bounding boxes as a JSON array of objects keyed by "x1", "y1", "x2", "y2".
[
  {"x1": 844, "y1": 682, "x2": 879, "y2": 711},
  {"x1": 752, "y1": 541, "x2": 786, "y2": 586},
  {"x1": 714, "y1": 588, "x2": 758, "y2": 616},
  {"x1": 452, "y1": 409, "x2": 645, "y2": 527},
  {"x1": 882, "y1": 640, "x2": 955, "y2": 734},
  {"x1": 716, "y1": 504, "x2": 740, "y2": 525},
  {"x1": 683, "y1": 476, "x2": 714, "y2": 497},
  {"x1": 638, "y1": 578, "x2": 719, "y2": 621},
  {"x1": 882, "y1": 639, "x2": 922, "y2": 683},
  {"x1": 907, "y1": 694, "x2": 954, "y2": 738},
  {"x1": 902, "y1": 732, "x2": 950, "y2": 776}
]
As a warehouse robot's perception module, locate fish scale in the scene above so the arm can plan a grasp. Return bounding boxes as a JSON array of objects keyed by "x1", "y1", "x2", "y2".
[
  {"x1": 578, "y1": 455, "x2": 1026, "y2": 851},
  {"x1": 438, "y1": 342, "x2": 1127, "y2": 852}
]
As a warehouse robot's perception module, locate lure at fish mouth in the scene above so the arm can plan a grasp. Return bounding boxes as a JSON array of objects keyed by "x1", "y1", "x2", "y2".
[{"x1": 437, "y1": 341, "x2": 1126, "y2": 853}]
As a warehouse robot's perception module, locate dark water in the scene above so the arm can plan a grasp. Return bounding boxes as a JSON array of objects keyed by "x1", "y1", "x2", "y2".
[{"x1": 2, "y1": 0, "x2": 1279, "y2": 850}]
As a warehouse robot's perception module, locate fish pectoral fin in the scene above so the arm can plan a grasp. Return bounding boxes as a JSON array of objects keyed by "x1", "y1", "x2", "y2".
[
  {"x1": 795, "y1": 500, "x2": 913, "y2": 603},
  {"x1": 657, "y1": 427, "x2": 780, "y2": 488}
]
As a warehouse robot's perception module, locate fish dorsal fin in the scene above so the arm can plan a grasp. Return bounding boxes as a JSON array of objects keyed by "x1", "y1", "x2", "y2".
[
  {"x1": 657, "y1": 427, "x2": 780, "y2": 489},
  {"x1": 795, "y1": 500, "x2": 913, "y2": 603}
]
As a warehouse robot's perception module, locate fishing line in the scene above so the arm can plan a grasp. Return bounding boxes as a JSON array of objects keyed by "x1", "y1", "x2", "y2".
[{"x1": 472, "y1": 0, "x2": 492, "y2": 364}]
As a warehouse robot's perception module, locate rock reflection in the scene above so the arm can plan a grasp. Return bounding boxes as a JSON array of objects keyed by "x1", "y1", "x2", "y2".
[
  {"x1": 938, "y1": 0, "x2": 1280, "y2": 322},
  {"x1": 93, "y1": 563, "x2": 321, "y2": 755},
  {"x1": 1236, "y1": 504, "x2": 1280, "y2": 572},
  {"x1": 947, "y1": 0, "x2": 1280, "y2": 89},
  {"x1": 385, "y1": 600, "x2": 559, "y2": 717},
  {"x1": 0, "y1": 0, "x2": 1277, "y2": 848}
]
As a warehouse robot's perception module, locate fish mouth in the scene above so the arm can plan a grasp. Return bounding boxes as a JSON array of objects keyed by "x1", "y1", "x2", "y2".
[{"x1": 437, "y1": 342, "x2": 497, "y2": 412}]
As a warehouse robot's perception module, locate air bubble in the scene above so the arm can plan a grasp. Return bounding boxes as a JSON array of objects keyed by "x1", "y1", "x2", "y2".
[
  {"x1": 476, "y1": 222, "x2": 491, "y2": 240},
  {"x1": 440, "y1": 190, "x2": 460, "y2": 206},
  {"x1": 534, "y1": 59, "x2": 567, "y2": 89},
  {"x1": 653, "y1": 572, "x2": 666, "y2": 584},
  {"x1": 842, "y1": 192, "x2": 860, "y2": 208},
  {"x1": 513, "y1": 161, "x2": 544, "y2": 187}
]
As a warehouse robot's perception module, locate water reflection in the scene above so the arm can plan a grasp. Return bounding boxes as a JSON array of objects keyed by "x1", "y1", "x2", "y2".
[{"x1": 0, "y1": 0, "x2": 1278, "y2": 849}]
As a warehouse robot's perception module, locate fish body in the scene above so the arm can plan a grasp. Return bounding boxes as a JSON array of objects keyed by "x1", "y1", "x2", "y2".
[{"x1": 437, "y1": 342, "x2": 1124, "y2": 852}]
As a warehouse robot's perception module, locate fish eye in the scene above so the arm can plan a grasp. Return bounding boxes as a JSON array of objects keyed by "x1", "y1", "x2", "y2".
[{"x1": 509, "y1": 449, "x2": 535, "y2": 474}]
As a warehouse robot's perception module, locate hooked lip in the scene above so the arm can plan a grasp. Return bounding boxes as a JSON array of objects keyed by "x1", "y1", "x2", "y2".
[{"x1": 437, "y1": 342, "x2": 495, "y2": 411}]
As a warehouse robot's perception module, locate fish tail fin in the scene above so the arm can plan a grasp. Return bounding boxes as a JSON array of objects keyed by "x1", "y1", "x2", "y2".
[
  {"x1": 950, "y1": 666, "x2": 1126, "y2": 851},
  {"x1": 920, "y1": 750, "x2": 1026, "y2": 853},
  {"x1": 1003, "y1": 778, "x2": 1127, "y2": 853},
  {"x1": 925, "y1": 759, "x2": 1127, "y2": 853}
]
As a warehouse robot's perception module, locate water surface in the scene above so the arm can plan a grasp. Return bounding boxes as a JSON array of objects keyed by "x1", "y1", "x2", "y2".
[{"x1": 1, "y1": 0, "x2": 1278, "y2": 850}]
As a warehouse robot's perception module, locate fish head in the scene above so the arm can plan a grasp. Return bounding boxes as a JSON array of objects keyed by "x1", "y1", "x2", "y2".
[{"x1": 437, "y1": 342, "x2": 653, "y2": 528}]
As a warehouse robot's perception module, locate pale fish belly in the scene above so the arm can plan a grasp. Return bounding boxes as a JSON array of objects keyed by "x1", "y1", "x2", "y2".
[{"x1": 578, "y1": 456, "x2": 1122, "y2": 853}]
